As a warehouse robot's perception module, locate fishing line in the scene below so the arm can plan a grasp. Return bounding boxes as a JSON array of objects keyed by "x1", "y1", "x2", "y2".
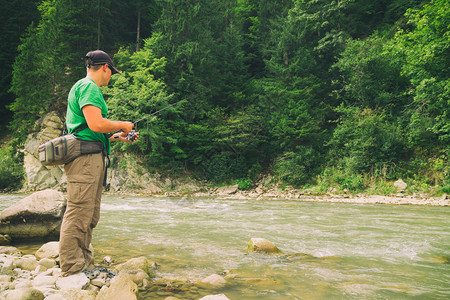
[{"x1": 108, "y1": 98, "x2": 186, "y2": 140}]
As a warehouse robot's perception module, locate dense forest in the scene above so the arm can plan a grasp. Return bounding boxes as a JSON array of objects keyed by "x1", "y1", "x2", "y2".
[{"x1": 0, "y1": 0, "x2": 448, "y2": 194}]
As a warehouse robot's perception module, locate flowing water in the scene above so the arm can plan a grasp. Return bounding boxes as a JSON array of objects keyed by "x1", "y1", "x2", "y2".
[{"x1": 2, "y1": 194, "x2": 449, "y2": 299}]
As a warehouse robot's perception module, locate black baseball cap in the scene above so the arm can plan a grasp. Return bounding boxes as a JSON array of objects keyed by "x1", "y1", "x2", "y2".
[{"x1": 85, "y1": 50, "x2": 121, "y2": 74}]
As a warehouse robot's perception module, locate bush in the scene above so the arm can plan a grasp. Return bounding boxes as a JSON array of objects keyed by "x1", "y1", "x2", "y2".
[
  {"x1": 340, "y1": 175, "x2": 365, "y2": 191},
  {"x1": 317, "y1": 167, "x2": 366, "y2": 193},
  {"x1": 202, "y1": 153, "x2": 248, "y2": 183},
  {"x1": 236, "y1": 178, "x2": 252, "y2": 190},
  {"x1": 0, "y1": 146, "x2": 24, "y2": 190},
  {"x1": 328, "y1": 107, "x2": 408, "y2": 175},
  {"x1": 442, "y1": 185, "x2": 450, "y2": 194},
  {"x1": 272, "y1": 146, "x2": 322, "y2": 187}
]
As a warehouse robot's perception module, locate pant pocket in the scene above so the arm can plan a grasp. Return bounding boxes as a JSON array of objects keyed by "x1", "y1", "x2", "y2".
[{"x1": 67, "y1": 175, "x2": 96, "y2": 206}]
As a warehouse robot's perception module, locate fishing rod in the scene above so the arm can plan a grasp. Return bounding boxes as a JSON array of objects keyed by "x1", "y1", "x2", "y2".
[
  {"x1": 133, "y1": 99, "x2": 185, "y2": 125},
  {"x1": 109, "y1": 99, "x2": 185, "y2": 141}
]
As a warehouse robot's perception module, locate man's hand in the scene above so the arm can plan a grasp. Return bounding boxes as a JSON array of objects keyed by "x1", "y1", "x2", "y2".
[{"x1": 109, "y1": 131, "x2": 140, "y2": 143}]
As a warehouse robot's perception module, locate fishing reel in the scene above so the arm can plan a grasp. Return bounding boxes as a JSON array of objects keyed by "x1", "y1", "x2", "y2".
[{"x1": 126, "y1": 130, "x2": 137, "y2": 142}]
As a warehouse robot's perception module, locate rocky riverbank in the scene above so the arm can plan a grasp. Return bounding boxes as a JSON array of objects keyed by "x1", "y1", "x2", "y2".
[
  {"x1": 0, "y1": 242, "x2": 232, "y2": 300},
  {"x1": 125, "y1": 182, "x2": 450, "y2": 207}
]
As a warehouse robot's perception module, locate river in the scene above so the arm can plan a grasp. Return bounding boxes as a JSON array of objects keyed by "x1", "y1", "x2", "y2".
[{"x1": 2, "y1": 194, "x2": 450, "y2": 299}]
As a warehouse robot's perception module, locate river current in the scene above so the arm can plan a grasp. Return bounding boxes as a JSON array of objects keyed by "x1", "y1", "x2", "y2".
[{"x1": 2, "y1": 194, "x2": 449, "y2": 299}]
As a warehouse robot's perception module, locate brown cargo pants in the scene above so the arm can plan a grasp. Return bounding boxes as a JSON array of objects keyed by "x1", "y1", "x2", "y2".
[{"x1": 59, "y1": 152, "x2": 105, "y2": 276}]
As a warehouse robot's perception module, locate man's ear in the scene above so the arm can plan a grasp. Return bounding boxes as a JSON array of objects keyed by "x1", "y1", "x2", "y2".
[{"x1": 103, "y1": 64, "x2": 109, "y2": 72}]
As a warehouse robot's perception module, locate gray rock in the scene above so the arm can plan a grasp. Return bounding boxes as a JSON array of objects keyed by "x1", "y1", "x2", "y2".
[
  {"x1": 198, "y1": 294, "x2": 230, "y2": 300},
  {"x1": 55, "y1": 273, "x2": 89, "y2": 290},
  {"x1": 118, "y1": 269, "x2": 150, "y2": 286},
  {"x1": 35, "y1": 242, "x2": 60, "y2": 261},
  {"x1": 394, "y1": 179, "x2": 408, "y2": 192},
  {"x1": 0, "y1": 190, "x2": 66, "y2": 242},
  {"x1": 32, "y1": 274, "x2": 57, "y2": 287},
  {"x1": 107, "y1": 154, "x2": 163, "y2": 194},
  {"x1": 61, "y1": 289, "x2": 96, "y2": 300},
  {"x1": 91, "y1": 277, "x2": 106, "y2": 288},
  {"x1": 247, "y1": 238, "x2": 281, "y2": 254},
  {"x1": 96, "y1": 274, "x2": 138, "y2": 300},
  {"x1": 199, "y1": 274, "x2": 226, "y2": 288},
  {"x1": 113, "y1": 256, "x2": 154, "y2": 278},
  {"x1": 38, "y1": 258, "x2": 56, "y2": 269},
  {"x1": 23, "y1": 153, "x2": 65, "y2": 192},
  {"x1": 16, "y1": 256, "x2": 39, "y2": 271},
  {"x1": 23, "y1": 111, "x2": 66, "y2": 191},
  {"x1": 102, "y1": 256, "x2": 113, "y2": 266},
  {"x1": 216, "y1": 185, "x2": 238, "y2": 195},
  {"x1": 1, "y1": 257, "x2": 16, "y2": 275},
  {"x1": 12, "y1": 278, "x2": 32, "y2": 289},
  {"x1": 0, "y1": 246, "x2": 20, "y2": 255},
  {"x1": 42, "y1": 294, "x2": 65, "y2": 300},
  {"x1": 4, "y1": 287, "x2": 44, "y2": 300}
]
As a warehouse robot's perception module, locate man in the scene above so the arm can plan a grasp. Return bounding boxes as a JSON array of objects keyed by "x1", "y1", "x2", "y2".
[{"x1": 59, "y1": 50, "x2": 138, "y2": 277}]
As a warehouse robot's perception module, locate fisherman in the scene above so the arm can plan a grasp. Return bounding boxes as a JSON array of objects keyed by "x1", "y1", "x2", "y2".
[{"x1": 59, "y1": 50, "x2": 138, "y2": 277}]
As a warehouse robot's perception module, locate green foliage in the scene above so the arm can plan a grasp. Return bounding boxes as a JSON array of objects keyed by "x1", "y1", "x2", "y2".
[
  {"x1": 333, "y1": 34, "x2": 410, "y2": 113},
  {"x1": 272, "y1": 146, "x2": 322, "y2": 187},
  {"x1": 103, "y1": 42, "x2": 182, "y2": 166},
  {"x1": 0, "y1": 146, "x2": 24, "y2": 190},
  {"x1": 0, "y1": 0, "x2": 40, "y2": 131},
  {"x1": 443, "y1": 185, "x2": 450, "y2": 194},
  {"x1": 316, "y1": 167, "x2": 365, "y2": 193},
  {"x1": 392, "y1": 0, "x2": 450, "y2": 148},
  {"x1": 201, "y1": 152, "x2": 248, "y2": 183},
  {"x1": 9, "y1": 0, "x2": 96, "y2": 136},
  {"x1": 328, "y1": 107, "x2": 408, "y2": 174},
  {"x1": 236, "y1": 177, "x2": 252, "y2": 191}
]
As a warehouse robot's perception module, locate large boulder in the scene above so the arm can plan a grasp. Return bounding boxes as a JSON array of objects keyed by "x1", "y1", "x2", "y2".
[
  {"x1": 23, "y1": 111, "x2": 66, "y2": 191},
  {"x1": 0, "y1": 190, "x2": 66, "y2": 242}
]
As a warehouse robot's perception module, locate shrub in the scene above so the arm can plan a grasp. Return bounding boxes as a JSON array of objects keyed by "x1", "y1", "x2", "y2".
[
  {"x1": 236, "y1": 178, "x2": 252, "y2": 191},
  {"x1": 442, "y1": 185, "x2": 450, "y2": 194},
  {"x1": 328, "y1": 107, "x2": 408, "y2": 175},
  {"x1": 272, "y1": 146, "x2": 322, "y2": 187},
  {"x1": 202, "y1": 153, "x2": 248, "y2": 183},
  {"x1": 0, "y1": 146, "x2": 24, "y2": 190}
]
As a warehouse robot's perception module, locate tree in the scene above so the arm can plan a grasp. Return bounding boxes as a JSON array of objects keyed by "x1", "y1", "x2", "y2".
[
  {"x1": 332, "y1": 34, "x2": 410, "y2": 117},
  {"x1": 393, "y1": 0, "x2": 449, "y2": 149},
  {"x1": 9, "y1": 0, "x2": 98, "y2": 136},
  {"x1": 8, "y1": 0, "x2": 160, "y2": 139},
  {"x1": 103, "y1": 42, "x2": 178, "y2": 167},
  {"x1": 0, "y1": 0, "x2": 40, "y2": 132}
]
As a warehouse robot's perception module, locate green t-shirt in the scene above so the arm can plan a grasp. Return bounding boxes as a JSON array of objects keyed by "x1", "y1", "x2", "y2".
[{"x1": 66, "y1": 77, "x2": 111, "y2": 154}]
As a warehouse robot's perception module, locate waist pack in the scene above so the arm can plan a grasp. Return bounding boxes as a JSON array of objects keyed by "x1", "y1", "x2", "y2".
[{"x1": 38, "y1": 134, "x2": 104, "y2": 166}]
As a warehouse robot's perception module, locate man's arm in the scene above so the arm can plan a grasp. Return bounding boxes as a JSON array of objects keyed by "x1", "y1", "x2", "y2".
[{"x1": 82, "y1": 105, "x2": 134, "y2": 133}]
